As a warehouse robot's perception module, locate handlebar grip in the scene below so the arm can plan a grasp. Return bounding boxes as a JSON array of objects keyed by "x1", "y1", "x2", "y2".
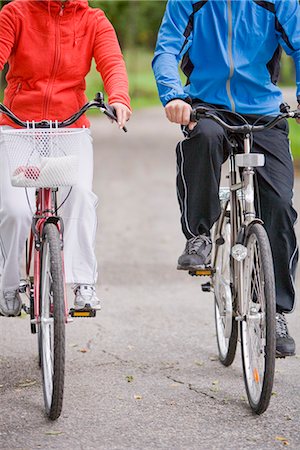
[
  {"x1": 190, "y1": 105, "x2": 211, "y2": 122},
  {"x1": 280, "y1": 102, "x2": 291, "y2": 114}
]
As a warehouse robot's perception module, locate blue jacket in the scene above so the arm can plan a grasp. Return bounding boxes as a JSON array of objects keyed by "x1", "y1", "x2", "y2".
[{"x1": 152, "y1": 0, "x2": 300, "y2": 115}]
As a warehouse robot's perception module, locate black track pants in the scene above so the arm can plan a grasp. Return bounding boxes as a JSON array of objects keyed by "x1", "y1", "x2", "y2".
[{"x1": 176, "y1": 115, "x2": 298, "y2": 313}]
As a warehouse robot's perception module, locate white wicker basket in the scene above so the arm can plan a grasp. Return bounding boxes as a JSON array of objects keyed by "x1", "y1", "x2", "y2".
[{"x1": 1, "y1": 128, "x2": 85, "y2": 188}]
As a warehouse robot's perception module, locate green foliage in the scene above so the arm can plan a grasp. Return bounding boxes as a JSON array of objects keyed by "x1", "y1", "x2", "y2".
[
  {"x1": 280, "y1": 54, "x2": 295, "y2": 87},
  {"x1": 89, "y1": 1, "x2": 166, "y2": 49},
  {"x1": 289, "y1": 119, "x2": 300, "y2": 159},
  {"x1": 85, "y1": 49, "x2": 160, "y2": 109}
]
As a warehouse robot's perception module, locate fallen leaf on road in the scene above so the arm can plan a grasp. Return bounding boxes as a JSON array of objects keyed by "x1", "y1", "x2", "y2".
[
  {"x1": 79, "y1": 348, "x2": 88, "y2": 353},
  {"x1": 45, "y1": 431, "x2": 63, "y2": 436},
  {"x1": 126, "y1": 375, "x2": 134, "y2": 383},
  {"x1": 17, "y1": 380, "x2": 36, "y2": 388},
  {"x1": 194, "y1": 360, "x2": 204, "y2": 366},
  {"x1": 134, "y1": 394, "x2": 142, "y2": 400},
  {"x1": 275, "y1": 436, "x2": 289, "y2": 446},
  {"x1": 210, "y1": 381, "x2": 219, "y2": 393},
  {"x1": 209, "y1": 356, "x2": 219, "y2": 361}
]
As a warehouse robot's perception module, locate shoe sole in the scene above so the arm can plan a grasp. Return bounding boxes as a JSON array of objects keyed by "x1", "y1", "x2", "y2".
[
  {"x1": 276, "y1": 350, "x2": 296, "y2": 358},
  {"x1": 74, "y1": 303, "x2": 101, "y2": 311},
  {"x1": 0, "y1": 305, "x2": 23, "y2": 317},
  {"x1": 177, "y1": 264, "x2": 211, "y2": 271}
]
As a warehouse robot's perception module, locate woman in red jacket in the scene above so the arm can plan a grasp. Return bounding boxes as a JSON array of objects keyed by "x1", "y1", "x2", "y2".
[{"x1": 0, "y1": 0, "x2": 131, "y2": 316}]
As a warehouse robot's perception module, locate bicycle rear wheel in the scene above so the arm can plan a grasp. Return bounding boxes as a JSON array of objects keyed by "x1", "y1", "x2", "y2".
[
  {"x1": 39, "y1": 223, "x2": 65, "y2": 420},
  {"x1": 241, "y1": 223, "x2": 276, "y2": 414},
  {"x1": 213, "y1": 212, "x2": 238, "y2": 366}
]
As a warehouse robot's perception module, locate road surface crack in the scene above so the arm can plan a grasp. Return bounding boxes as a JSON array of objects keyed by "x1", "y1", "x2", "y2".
[
  {"x1": 166, "y1": 375, "x2": 218, "y2": 400},
  {"x1": 101, "y1": 349, "x2": 131, "y2": 365}
]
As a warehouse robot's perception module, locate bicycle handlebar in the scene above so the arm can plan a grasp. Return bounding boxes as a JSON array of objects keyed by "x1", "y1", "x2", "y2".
[
  {"x1": 190, "y1": 104, "x2": 300, "y2": 134},
  {"x1": 0, "y1": 92, "x2": 127, "y2": 132}
]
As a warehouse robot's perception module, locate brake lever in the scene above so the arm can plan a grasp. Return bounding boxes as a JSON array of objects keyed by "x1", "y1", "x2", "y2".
[
  {"x1": 104, "y1": 105, "x2": 127, "y2": 133},
  {"x1": 94, "y1": 92, "x2": 127, "y2": 132}
]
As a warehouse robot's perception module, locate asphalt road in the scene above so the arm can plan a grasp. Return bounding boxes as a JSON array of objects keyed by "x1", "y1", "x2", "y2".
[{"x1": 0, "y1": 103, "x2": 299, "y2": 450}]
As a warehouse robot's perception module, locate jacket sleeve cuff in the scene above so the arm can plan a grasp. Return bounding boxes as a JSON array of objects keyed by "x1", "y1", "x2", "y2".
[
  {"x1": 162, "y1": 91, "x2": 191, "y2": 106},
  {"x1": 165, "y1": 96, "x2": 192, "y2": 106}
]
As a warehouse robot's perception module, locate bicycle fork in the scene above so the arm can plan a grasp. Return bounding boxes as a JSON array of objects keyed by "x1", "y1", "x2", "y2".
[{"x1": 230, "y1": 134, "x2": 265, "y2": 321}]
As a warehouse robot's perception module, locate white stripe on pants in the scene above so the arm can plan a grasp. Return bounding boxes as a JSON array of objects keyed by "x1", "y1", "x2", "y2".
[{"x1": 0, "y1": 127, "x2": 98, "y2": 291}]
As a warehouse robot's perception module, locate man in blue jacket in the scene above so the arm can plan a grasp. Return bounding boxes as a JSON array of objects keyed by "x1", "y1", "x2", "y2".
[{"x1": 153, "y1": 0, "x2": 300, "y2": 357}]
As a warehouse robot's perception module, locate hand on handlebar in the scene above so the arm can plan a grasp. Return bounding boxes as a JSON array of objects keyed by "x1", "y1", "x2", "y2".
[
  {"x1": 109, "y1": 102, "x2": 132, "y2": 129},
  {"x1": 165, "y1": 99, "x2": 197, "y2": 130}
]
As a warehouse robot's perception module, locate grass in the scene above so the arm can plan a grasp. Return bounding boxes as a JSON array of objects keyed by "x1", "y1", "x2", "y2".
[{"x1": 288, "y1": 119, "x2": 300, "y2": 160}]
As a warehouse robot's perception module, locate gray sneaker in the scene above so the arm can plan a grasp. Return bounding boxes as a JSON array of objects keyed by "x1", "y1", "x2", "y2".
[
  {"x1": 177, "y1": 235, "x2": 212, "y2": 270},
  {"x1": 73, "y1": 284, "x2": 101, "y2": 310},
  {"x1": 276, "y1": 312, "x2": 295, "y2": 357},
  {"x1": 0, "y1": 289, "x2": 22, "y2": 317}
]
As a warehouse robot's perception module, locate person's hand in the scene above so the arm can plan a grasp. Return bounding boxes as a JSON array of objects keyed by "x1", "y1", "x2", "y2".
[
  {"x1": 110, "y1": 103, "x2": 132, "y2": 129},
  {"x1": 165, "y1": 99, "x2": 196, "y2": 130},
  {"x1": 296, "y1": 104, "x2": 300, "y2": 124}
]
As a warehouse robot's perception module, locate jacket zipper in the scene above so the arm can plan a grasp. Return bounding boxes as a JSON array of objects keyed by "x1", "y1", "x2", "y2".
[
  {"x1": 42, "y1": 7, "x2": 63, "y2": 118},
  {"x1": 226, "y1": 0, "x2": 235, "y2": 112}
]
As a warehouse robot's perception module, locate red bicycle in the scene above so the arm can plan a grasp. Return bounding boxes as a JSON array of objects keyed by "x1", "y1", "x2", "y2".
[{"x1": 0, "y1": 93, "x2": 125, "y2": 420}]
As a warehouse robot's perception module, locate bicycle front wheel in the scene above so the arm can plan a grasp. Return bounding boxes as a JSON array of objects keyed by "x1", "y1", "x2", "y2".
[
  {"x1": 241, "y1": 223, "x2": 276, "y2": 414},
  {"x1": 39, "y1": 223, "x2": 65, "y2": 420}
]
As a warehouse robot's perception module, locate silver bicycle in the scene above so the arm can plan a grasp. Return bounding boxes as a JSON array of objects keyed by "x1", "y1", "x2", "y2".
[{"x1": 190, "y1": 104, "x2": 299, "y2": 414}]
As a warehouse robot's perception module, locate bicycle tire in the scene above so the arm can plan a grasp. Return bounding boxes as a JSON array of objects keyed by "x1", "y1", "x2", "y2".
[
  {"x1": 39, "y1": 223, "x2": 65, "y2": 420},
  {"x1": 240, "y1": 223, "x2": 276, "y2": 415},
  {"x1": 213, "y1": 214, "x2": 238, "y2": 366}
]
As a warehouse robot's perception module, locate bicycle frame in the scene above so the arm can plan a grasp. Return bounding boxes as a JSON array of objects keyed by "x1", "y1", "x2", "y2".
[
  {"x1": 26, "y1": 187, "x2": 68, "y2": 330},
  {"x1": 216, "y1": 133, "x2": 265, "y2": 320}
]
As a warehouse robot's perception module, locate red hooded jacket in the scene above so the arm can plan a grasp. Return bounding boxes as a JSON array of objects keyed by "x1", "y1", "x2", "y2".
[{"x1": 0, "y1": 0, "x2": 131, "y2": 128}]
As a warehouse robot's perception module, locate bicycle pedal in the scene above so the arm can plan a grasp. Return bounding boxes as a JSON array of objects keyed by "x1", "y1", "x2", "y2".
[
  {"x1": 201, "y1": 282, "x2": 212, "y2": 292},
  {"x1": 275, "y1": 354, "x2": 286, "y2": 359},
  {"x1": 69, "y1": 308, "x2": 97, "y2": 318},
  {"x1": 189, "y1": 268, "x2": 213, "y2": 277},
  {"x1": 21, "y1": 303, "x2": 31, "y2": 315}
]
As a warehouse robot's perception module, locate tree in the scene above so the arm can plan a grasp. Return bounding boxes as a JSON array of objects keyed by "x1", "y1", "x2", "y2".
[{"x1": 91, "y1": 1, "x2": 166, "y2": 49}]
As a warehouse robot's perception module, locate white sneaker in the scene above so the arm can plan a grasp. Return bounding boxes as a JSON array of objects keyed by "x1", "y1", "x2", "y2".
[
  {"x1": 0, "y1": 289, "x2": 22, "y2": 317},
  {"x1": 73, "y1": 284, "x2": 101, "y2": 310}
]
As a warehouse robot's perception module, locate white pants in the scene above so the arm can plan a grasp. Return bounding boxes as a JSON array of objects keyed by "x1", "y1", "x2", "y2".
[{"x1": 0, "y1": 127, "x2": 98, "y2": 291}]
